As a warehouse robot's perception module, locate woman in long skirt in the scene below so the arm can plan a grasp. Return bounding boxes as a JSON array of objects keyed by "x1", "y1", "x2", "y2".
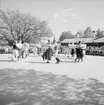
[
  {"x1": 46, "y1": 45, "x2": 53, "y2": 63},
  {"x1": 42, "y1": 40, "x2": 53, "y2": 63}
]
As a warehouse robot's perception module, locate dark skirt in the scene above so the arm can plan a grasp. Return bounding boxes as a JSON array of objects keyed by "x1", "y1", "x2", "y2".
[
  {"x1": 71, "y1": 48, "x2": 75, "y2": 56},
  {"x1": 42, "y1": 48, "x2": 53, "y2": 60},
  {"x1": 76, "y1": 48, "x2": 83, "y2": 59}
]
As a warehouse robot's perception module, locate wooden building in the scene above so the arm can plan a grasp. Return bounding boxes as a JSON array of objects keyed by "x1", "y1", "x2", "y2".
[{"x1": 61, "y1": 38, "x2": 94, "y2": 46}]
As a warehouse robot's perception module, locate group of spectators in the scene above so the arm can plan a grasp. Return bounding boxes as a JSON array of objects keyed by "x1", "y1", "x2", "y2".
[
  {"x1": 60, "y1": 43, "x2": 104, "y2": 57},
  {"x1": 29, "y1": 43, "x2": 42, "y2": 56},
  {"x1": 86, "y1": 45, "x2": 104, "y2": 56},
  {"x1": 0, "y1": 45, "x2": 12, "y2": 54},
  {"x1": 0, "y1": 41, "x2": 86, "y2": 63},
  {"x1": 1, "y1": 41, "x2": 104, "y2": 63}
]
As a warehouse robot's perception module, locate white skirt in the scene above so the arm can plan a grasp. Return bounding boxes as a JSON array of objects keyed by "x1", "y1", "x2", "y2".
[
  {"x1": 12, "y1": 49, "x2": 19, "y2": 60},
  {"x1": 83, "y1": 50, "x2": 86, "y2": 56},
  {"x1": 54, "y1": 50, "x2": 59, "y2": 58}
]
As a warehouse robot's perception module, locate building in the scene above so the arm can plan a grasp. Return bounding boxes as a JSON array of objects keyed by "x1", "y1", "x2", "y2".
[{"x1": 61, "y1": 38, "x2": 94, "y2": 46}]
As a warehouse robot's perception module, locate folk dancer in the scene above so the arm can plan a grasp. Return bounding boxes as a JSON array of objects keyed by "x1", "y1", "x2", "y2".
[
  {"x1": 32, "y1": 45, "x2": 38, "y2": 56},
  {"x1": 16, "y1": 40, "x2": 23, "y2": 58},
  {"x1": 12, "y1": 41, "x2": 19, "y2": 61},
  {"x1": 82, "y1": 42, "x2": 87, "y2": 57},
  {"x1": 54, "y1": 41, "x2": 60, "y2": 64},
  {"x1": 42, "y1": 40, "x2": 53, "y2": 63},
  {"x1": 67, "y1": 43, "x2": 72, "y2": 58},
  {"x1": 75, "y1": 41, "x2": 83, "y2": 62},
  {"x1": 36, "y1": 42, "x2": 41, "y2": 56},
  {"x1": 22, "y1": 42, "x2": 29, "y2": 58},
  {"x1": 71, "y1": 43, "x2": 76, "y2": 58}
]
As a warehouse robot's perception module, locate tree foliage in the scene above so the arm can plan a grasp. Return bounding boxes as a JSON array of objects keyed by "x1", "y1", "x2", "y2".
[
  {"x1": 96, "y1": 28, "x2": 104, "y2": 38},
  {"x1": 59, "y1": 31, "x2": 73, "y2": 41},
  {"x1": 0, "y1": 9, "x2": 53, "y2": 45},
  {"x1": 75, "y1": 30, "x2": 84, "y2": 38},
  {"x1": 83, "y1": 27, "x2": 94, "y2": 38}
]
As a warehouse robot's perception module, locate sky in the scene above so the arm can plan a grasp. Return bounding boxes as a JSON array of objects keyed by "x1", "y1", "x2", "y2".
[{"x1": 1, "y1": 0, "x2": 104, "y2": 39}]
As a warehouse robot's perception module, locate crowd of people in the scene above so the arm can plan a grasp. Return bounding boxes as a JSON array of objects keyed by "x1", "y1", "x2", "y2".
[
  {"x1": 66, "y1": 41, "x2": 87, "y2": 62},
  {"x1": 1, "y1": 39, "x2": 104, "y2": 64},
  {"x1": 12, "y1": 40, "x2": 29, "y2": 61},
  {"x1": 86, "y1": 46, "x2": 104, "y2": 56},
  {"x1": 11, "y1": 39, "x2": 61, "y2": 63},
  {"x1": 0, "y1": 40, "x2": 87, "y2": 63},
  {"x1": 41, "y1": 40, "x2": 60, "y2": 63},
  {"x1": 0, "y1": 46, "x2": 12, "y2": 54},
  {"x1": 37, "y1": 40, "x2": 87, "y2": 63}
]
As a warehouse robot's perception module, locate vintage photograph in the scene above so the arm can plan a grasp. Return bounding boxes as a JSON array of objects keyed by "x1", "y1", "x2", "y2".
[{"x1": 0, "y1": 0, "x2": 104, "y2": 105}]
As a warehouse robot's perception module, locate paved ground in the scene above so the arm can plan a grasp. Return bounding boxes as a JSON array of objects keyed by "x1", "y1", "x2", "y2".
[
  {"x1": 0, "y1": 54, "x2": 104, "y2": 82},
  {"x1": 0, "y1": 54, "x2": 104, "y2": 105},
  {"x1": 0, "y1": 68, "x2": 104, "y2": 105}
]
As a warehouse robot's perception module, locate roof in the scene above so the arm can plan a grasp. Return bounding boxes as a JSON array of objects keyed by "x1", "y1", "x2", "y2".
[
  {"x1": 93, "y1": 37, "x2": 104, "y2": 43},
  {"x1": 61, "y1": 38, "x2": 94, "y2": 43}
]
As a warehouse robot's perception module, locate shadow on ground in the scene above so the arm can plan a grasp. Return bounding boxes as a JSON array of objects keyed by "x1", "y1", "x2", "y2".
[
  {"x1": 25, "y1": 61, "x2": 50, "y2": 64},
  {"x1": 0, "y1": 68, "x2": 104, "y2": 105},
  {"x1": 0, "y1": 60, "x2": 13, "y2": 63}
]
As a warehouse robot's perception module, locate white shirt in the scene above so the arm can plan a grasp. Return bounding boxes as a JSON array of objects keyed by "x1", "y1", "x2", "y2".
[
  {"x1": 16, "y1": 43, "x2": 23, "y2": 49},
  {"x1": 83, "y1": 44, "x2": 87, "y2": 50}
]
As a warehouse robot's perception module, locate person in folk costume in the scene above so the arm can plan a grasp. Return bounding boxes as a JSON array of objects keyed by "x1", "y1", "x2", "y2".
[
  {"x1": 75, "y1": 42, "x2": 79, "y2": 62},
  {"x1": 32, "y1": 45, "x2": 37, "y2": 56},
  {"x1": 25, "y1": 42, "x2": 30, "y2": 56},
  {"x1": 54, "y1": 41, "x2": 60, "y2": 64},
  {"x1": 42, "y1": 40, "x2": 53, "y2": 63},
  {"x1": 36, "y1": 42, "x2": 41, "y2": 56},
  {"x1": 27, "y1": 43, "x2": 30, "y2": 55},
  {"x1": 79, "y1": 41, "x2": 84, "y2": 61},
  {"x1": 22, "y1": 42, "x2": 29, "y2": 58},
  {"x1": 73, "y1": 43, "x2": 77, "y2": 59},
  {"x1": 12, "y1": 40, "x2": 19, "y2": 61},
  {"x1": 67, "y1": 43, "x2": 72, "y2": 58},
  {"x1": 71, "y1": 42, "x2": 75, "y2": 58},
  {"x1": 46, "y1": 40, "x2": 54, "y2": 63},
  {"x1": 26, "y1": 42, "x2": 29, "y2": 56},
  {"x1": 82, "y1": 41, "x2": 87, "y2": 58},
  {"x1": 5, "y1": 46, "x2": 9, "y2": 54},
  {"x1": 75, "y1": 41, "x2": 83, "y2": 62},
  {"x1": 16, "y1": 40, "x2": 23, "y2": 58}
]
